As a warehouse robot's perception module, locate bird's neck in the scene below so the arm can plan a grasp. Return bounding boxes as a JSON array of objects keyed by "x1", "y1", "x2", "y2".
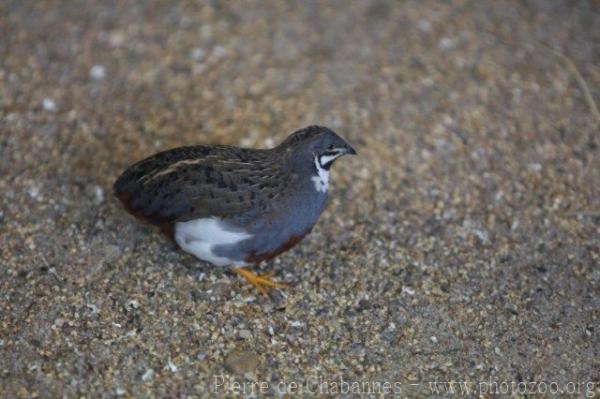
[{"x1": 279, "y1": 148, "x2": 331, "y2": 194}]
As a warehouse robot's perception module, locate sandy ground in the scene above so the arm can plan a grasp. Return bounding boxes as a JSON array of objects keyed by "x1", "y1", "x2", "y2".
[{"x1": 1, "y1": 0, "x2": 599, "y2": 397}]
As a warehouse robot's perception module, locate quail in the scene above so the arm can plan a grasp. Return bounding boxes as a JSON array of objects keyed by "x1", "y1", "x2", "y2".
[{"x1": 113, "y1": 125, "x2": 356, "y2": 293}]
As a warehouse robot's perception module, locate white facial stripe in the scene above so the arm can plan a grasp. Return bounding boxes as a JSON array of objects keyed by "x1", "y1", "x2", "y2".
[
  {"x1": 319, "y1": 153, "x2": 341, "y2": 167},
  {"x1": 311, "y1": 155, "x2": 329, "y2": 193},
  {"x1": 318, "y1": 148, "x2": 346, "y2": 168}
]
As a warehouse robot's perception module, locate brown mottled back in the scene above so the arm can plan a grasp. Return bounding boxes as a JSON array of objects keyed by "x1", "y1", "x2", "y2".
[{"x1": 114, "y1": 144, "x2": 288, "y2": 237}]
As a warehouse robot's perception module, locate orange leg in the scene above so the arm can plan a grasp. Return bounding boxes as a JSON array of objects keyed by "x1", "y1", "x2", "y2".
[{"x1": 231, "y1": 267, "x2": 288, "y2": 295}]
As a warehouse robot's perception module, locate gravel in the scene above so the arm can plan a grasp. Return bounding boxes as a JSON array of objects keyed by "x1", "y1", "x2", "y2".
[{"x1": 1, "y1": 0, "x2": 599, "y2": 397}]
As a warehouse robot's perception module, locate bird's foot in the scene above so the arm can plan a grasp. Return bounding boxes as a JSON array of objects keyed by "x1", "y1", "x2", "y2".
[{"x1": 231, "y1": 267, "x2": 288, "y2": 295}]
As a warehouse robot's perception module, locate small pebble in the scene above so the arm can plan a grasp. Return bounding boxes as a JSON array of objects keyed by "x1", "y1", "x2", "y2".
[
  {"x1": 190, "y1": 47, "x2": 206, "y2": 61},
  {"x1": 89, "y1": 65, "x2": 106, "y2": 80},
  {"x1": 238, "y1": 329, "x2": 252, "y2": 340},
  {"x1": 212, "y1": 45, "x2": 226, "y2": 58},
  {"x1": 472, "y1": 229, "x2": 489, "y2": 244},
  {"x1": 417, "y1": 19, "x2": 432, "y2": 32},
  {"x1": 28, "y1": 185, "x2": 41, "y2": 199},
  {"x1": 239, "y1": 137, "x2": 254, "y2": 147},
  {"x1": 126, "y1": 299, "x2": 139, "y2": 309},
  {"x1": 93, "y1": 185, "x2": 105, "y2": 204},
  {"x1": 86, "y1": 303, "x2": 99, "y2": 315},
  {"x1": 528, "y1": 163, "x2": 543, "y2": 172},
  {"x1": 165, "y1": 359, "x2": 178, "y2": 373},
  {"x1": 224, "y1": 350, "x2": 259, "y2": 374},
  {"x1": 264, "y1": 137, "x2": 275, "y2": 148},
  {"x1": 438, "y1": 37, "x2": 455, "y2": 50},
  {"x1": 141, "y1": 368, "x2": 154, "y2": 382},
  {"x1": 42, "y1": 98, "x2": 56, "y2": 112}
]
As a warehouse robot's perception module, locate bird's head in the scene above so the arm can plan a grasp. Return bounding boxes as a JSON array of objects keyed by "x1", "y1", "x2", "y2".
[{"x1": 279, "y1": 125, "x2": 356, "y2": 175}]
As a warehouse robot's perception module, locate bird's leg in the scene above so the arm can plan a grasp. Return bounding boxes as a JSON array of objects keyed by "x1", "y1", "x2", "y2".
[{"x1": 231, "y1": 267, "x2": 288, "y2": 295}]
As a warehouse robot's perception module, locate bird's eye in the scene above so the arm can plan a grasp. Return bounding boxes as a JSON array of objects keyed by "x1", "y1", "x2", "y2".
[{"x1": 327, "y1": 145, "x2": 335, "y2": 150}]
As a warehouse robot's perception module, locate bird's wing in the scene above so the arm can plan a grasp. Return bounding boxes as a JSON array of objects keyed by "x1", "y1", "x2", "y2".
[{"x1": 113, "y1": 145, "x2": 286, "y2": 234}]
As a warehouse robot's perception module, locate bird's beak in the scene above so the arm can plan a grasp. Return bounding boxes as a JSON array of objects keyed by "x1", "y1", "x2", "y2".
[{"x1": 345, "y1": 145, "x2": 357, "y2": 155}]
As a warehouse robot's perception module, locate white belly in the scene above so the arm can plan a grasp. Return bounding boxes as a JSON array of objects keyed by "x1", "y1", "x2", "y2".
[{"x1": 174, "y1": 217, "x2": 251, "y2": 267}]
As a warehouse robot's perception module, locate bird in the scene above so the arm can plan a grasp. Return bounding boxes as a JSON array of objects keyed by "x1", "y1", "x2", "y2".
[{"x1": 113, "y1": 125, "x2": 356, "y2": 294}]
